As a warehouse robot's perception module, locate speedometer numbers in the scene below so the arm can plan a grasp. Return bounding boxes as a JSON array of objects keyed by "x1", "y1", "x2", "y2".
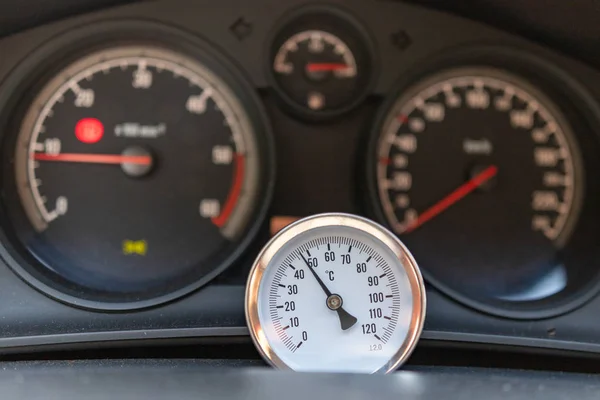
[
  {"x1": 370, "y1": 67, "x2": 584, "y2": 315},
  {"x1": 376, "y1": 68, "x2": 580, "y2": 243},
  {"x1": 246, "y1": 214, "x2": 425, "y2": 373}
]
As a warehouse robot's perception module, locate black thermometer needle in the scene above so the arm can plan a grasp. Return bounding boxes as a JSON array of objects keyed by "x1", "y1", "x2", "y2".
[{"x1": 299, "y1": 252, "x2": 358, "y2": 330}]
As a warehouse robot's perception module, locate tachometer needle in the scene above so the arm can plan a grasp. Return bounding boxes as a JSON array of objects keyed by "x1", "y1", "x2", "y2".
[
  {"x1": 33, "y1": 153, "x2": 152, "y2": 165},
  {"x1": 403, "y1": 165, "x2": 498, "y2": 234},
  {"x1": 306, "y1": 63, "x2": 349, "y2": 72}
]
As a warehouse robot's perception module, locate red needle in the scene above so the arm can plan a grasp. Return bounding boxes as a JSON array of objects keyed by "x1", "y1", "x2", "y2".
[
  {"x1": 403, "y1": 165, "x2": 498, "y2": 234},
  {"x1": 306, "y1": 63, "x2": 349, "y2": 72},
  {"x1": 33, "y1": 153, "x2": 152, "y2": 165}
]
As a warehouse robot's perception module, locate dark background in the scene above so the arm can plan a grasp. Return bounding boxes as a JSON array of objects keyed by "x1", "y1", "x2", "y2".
[{"x1": 2, "y1": 0, "x2": 600, "y2": 72}]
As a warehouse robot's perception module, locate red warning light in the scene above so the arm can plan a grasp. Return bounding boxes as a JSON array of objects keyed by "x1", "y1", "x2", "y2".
[{"x1": 75, "y1": 118, "x2": 104, "y2": 144}]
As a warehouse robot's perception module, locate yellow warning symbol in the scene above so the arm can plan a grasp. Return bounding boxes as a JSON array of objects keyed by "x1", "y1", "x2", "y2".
[{"x1": 122, "y1": 240, "x2": 147, "y2": 256}]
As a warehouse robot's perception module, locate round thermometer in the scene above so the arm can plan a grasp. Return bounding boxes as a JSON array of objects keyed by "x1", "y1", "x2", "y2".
[{"x1": 245, "y1": 213, "x2": 426, "y2": 373}]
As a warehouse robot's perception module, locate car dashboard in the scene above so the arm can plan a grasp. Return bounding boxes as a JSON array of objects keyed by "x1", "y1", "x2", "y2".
[{"x1": 0, "y1": 0, "x2": 600, "y2": 396}]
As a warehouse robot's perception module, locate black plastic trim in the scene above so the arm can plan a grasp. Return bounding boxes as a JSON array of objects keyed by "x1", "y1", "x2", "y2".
[{"x1": 3, "y1": 327, "x2": 600, "y2": 358}]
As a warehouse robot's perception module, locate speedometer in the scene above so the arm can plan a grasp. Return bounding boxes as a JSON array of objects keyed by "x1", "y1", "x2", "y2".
[
  {"x1": 3, "y1": 44, "x2": 273, "y2": 309},
  {"x1": 369, "y1": 67, "x2": 585, "y2": 316}
]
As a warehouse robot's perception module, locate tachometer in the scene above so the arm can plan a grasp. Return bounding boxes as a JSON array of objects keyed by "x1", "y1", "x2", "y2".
[
  {"x1": 369, "y1": 67, "x2": 585, "y2": 317},
  {"x1": 5, "y1": 45, "x2": 272, "y2": 308}
]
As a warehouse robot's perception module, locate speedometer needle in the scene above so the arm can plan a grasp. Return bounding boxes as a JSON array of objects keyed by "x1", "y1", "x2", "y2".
[
  {"x1": 299, "y1": 253, "x2": 358, "y2": 331},
  {"x1": 33, "y1": 153, "x2": 152, "y2": 165},
  {"x1": 403, "y1": 165, "x2": 498, "y2": 234}
]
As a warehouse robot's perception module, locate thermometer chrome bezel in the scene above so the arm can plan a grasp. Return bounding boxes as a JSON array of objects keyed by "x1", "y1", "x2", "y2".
[{"x1": 245, "y1": 213, "x2": 426, "y2": 373}]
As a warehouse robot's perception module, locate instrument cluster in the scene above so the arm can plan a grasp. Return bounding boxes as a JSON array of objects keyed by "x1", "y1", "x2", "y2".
[{"x1": 1, "y1": 0, "x2": 600, "y2": 357}]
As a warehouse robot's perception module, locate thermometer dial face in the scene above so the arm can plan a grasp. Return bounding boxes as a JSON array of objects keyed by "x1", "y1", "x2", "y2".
[{"x1": 245, "y1": 214, "x2": 425, "y2": 373}]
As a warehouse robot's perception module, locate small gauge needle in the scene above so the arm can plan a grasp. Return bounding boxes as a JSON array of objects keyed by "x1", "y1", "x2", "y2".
[
  {"x1": 300, "y1": 252, "x2": 358, "y2": 331},
  {"x1": 403, "y1": 165, "x2": 498, "y2": 234},
  {"x1": 33, "y1": 153, "x2": 152, "y2": 165},
  {"x1": 305, "y1": 63, "x2": 349, "y2": 72}
]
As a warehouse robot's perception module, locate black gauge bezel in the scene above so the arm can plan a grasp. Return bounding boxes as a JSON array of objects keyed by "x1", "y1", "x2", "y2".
[
  {"x1": 365, "y1": 45, "x2": 600, "y2": 319},
  {"x1": 266, "y1": 4, "x2": 377, "y2": 121},
  {"x1": 0, "y1": 20, "x2": 275, "y2": 311}
]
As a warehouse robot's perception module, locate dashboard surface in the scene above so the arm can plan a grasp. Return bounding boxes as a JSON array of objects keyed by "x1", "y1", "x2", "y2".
[
  {"x1": 1, "y1": 361, "x2": 599, "y2": 400},
  {"x1": 1, "y1": 0, "x2": 600, "y2": 369}
]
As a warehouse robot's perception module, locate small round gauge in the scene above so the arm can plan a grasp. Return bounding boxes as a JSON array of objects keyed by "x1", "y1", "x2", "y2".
[
  {"x1": 269, "y1": 11, "x2": 372, "y2": 118},
  {"x1": 246, "y1": 213, "x2": 425, "y2": 373},
  {"x1": 2, "y1": 44, "x2": 272, "y2": 308},
  {"x1": 369, "y1": 67, "x2": 588, "y2": 317}
]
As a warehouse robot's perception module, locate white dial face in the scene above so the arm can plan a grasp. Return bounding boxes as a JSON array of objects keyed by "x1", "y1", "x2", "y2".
[{"x1": 249, "y1": 216, "x2": 424, "y2": 374}]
